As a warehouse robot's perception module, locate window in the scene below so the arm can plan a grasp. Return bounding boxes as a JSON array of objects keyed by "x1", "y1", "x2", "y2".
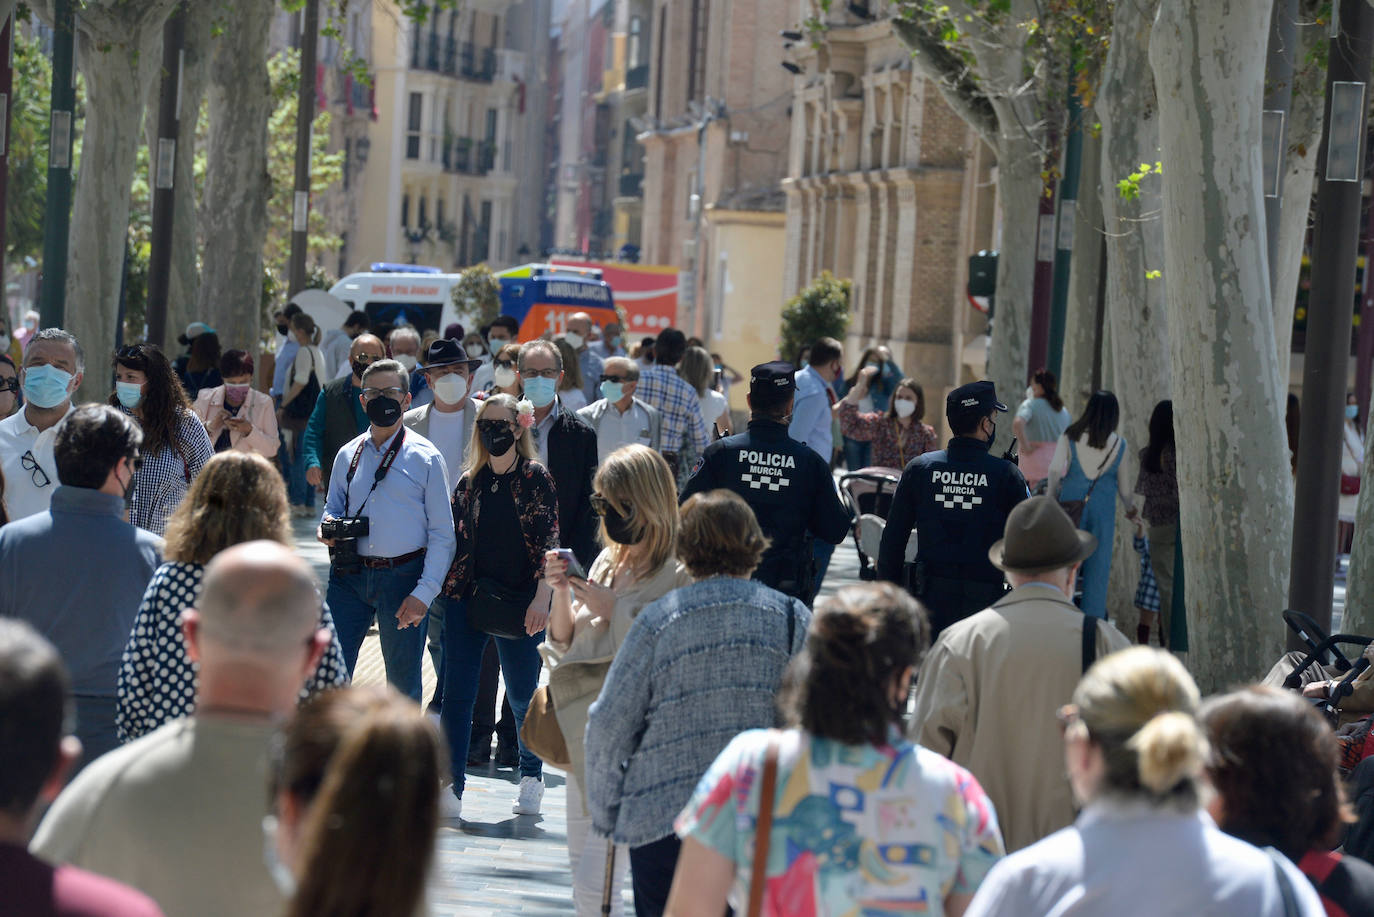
[
  {"x1": 485, "y1": 108, "x2": 498, "y2": 142},
  {"x1": 653, "y1": 8, "x2": 666, "y2": 118},
  {"x1": 436, "y1": 197, "x2": 445, "y2": 229},
  {"x1": 406, "y1": 92, "x2": 422, "y2": 159},
  {"x1": 629, "y1": 16, "x2": 644, "y2": 67},
  {"x1": 400, "y1": 193, "x2": 410, "y2": 228},
  {"x1": 418, "y1": 196, "x2": 428, "y2": 229}
]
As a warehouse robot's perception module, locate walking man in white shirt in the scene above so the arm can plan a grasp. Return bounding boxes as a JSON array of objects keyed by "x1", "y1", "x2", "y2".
[
  {"x1": 319, "y1": 359, "x2": 456, "y2": 702},
  {"x1": 576, "y1": 356, "x2": 661, "y2": 463},
  {"x1": 0, "y1": 328, "x2": 83, "y2": 521}
]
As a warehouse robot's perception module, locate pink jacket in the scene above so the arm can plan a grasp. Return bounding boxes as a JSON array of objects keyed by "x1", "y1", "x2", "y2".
[{"x1": 193, "y1": 386, "x2": 279, "y2": 458}]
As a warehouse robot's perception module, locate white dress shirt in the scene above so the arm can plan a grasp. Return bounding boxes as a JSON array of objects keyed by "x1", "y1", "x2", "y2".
[
  {"x1": 426, "y1": 405, "x2": 471, "y2": 490},
  {"x1": 593, "y1": 399, "x2": 653, "y2": 464},
  {"x1": 0, "y1": 404, "x2": 74, "y2": 521},
  {"x1": 323, "y1": 427, "x2": 457, "y2": 607}
]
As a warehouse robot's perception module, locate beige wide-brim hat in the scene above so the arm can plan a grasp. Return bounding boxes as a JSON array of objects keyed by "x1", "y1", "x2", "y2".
[{"x1": 988, "y1": 496, "x2": 1098, "y2": 575}]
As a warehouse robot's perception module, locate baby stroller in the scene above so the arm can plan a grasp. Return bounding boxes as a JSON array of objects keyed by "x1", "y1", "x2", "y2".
[
  {"x1": 837, "y1": 467, "x2": 915, "y2": 580},
  {"x1": 1268, "y1": 610, "x2": 1373, "y2": 724}
]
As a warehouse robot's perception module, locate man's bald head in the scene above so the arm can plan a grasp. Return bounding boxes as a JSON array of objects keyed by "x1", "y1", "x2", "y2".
[
  {"x1": 350, "y1": 334, "x2": 385, "y2": 361},
  {"x1": 567, "y1": 312, "x2": 593, "y2": 337},
  {"x1": 195, "y1": 541, "x2": 320, "y2": 656}
]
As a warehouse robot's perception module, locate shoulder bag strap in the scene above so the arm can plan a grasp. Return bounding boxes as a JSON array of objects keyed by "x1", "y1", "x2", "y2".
[
  {"x1": 1080, "y1": 439, "x2": 1118, "y2": 504},
  {"x1": 1266, "y1": 848, "x2": 1299, "y2": 917},
  {"x1": 1082, "y1": 614, "x2": 1099, "y2": 674},
  {"x1": 748, "y1": 732, "x2": 781, "y2": 917}
]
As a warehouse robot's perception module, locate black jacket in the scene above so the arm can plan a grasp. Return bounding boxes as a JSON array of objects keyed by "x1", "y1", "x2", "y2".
[
  {"x1": 681, "y1": 419, "x2": 850, "y2": 600},
  {"x1": 545, "y1": 407, "x2": 600, "y2": 568},
  {"x1": 877, "y1": 436, "x2": 1029, "y2": 586}
]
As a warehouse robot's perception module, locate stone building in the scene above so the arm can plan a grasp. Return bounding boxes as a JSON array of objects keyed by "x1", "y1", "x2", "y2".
[{"x1": 782, "y1": 1, "x2": 997, "y2": 425}]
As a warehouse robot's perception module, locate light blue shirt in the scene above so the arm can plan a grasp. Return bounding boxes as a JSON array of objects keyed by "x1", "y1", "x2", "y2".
[
  {"x1": 788, "y1": 364, "x2": 834, "y2": 460},
  {"x1": 579, "y1": 348, "x2": 605, "y2": 403},
  {"x1": 324, "y1": 427, "x2": 456, "y2": 607},
  {"x1": 272, "y1": 338, "x2": 300, "y2": 397}
]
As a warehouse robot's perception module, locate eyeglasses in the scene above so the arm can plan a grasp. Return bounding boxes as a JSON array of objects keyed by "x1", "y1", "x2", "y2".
[
  {"x1": 589, "y1": 492, "x2": 631, "y2": 518},
  {"x1": 361, "y1": 386, "x2": 406, "y2": 401},
  {"x1": 0, "y1": 377, "x2": 18, "y2": 393},
  {"x1": 494, "y1": 359, "x2": 514, "y2": 369},
  {"x1": 521, "y1": 368, "x2": 561, "y2": 380},
  {"x1": 599, "y1": 374, "x2": 630, "y2": 384},
  {"x1": 21, "y1": 450, "x2": 51, "y2": 488}
]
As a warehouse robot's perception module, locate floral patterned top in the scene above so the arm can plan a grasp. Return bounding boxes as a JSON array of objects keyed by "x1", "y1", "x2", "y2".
[
  {"x1": 676, "y1": 728, "x2": 1004, "y2": 916},
  {"x1": 837, "y1": 401, "x2": 937, "y2": 470},
  {"x1": 443, "y1": 456, "x2": 561, "y2": 598},
  {"x1": 115, "y1": 561, "x2": 349, "y2": 742},
  {"x1": 1133, "y1": 444, "x2": 1178, "y2": 528}
]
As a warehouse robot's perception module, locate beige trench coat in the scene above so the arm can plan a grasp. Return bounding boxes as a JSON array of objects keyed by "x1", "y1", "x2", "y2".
[
  {"x1": 909, "y1": 583, "x2": 1132, "y2": 853},
  {"x1": 538, "y1": 551, "x2": 692, "y2": 797}
]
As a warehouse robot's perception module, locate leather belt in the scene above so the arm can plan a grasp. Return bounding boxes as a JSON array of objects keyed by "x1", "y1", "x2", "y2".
[{"x1": 360, "y1": 548, "x2": 426, "y2": 569}]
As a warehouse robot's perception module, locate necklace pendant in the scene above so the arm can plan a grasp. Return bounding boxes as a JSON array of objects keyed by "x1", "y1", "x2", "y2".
[{"x1": 490, "y1": 479, "x2": 498, "y2": 492}]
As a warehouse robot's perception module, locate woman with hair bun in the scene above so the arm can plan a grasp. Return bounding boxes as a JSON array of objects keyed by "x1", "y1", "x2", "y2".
[
  {"x1": 266, "y1": 685, "x2": 441, "y2": 917},
  {"x1": 666, "y1": 582, "x2": 1004, "y2": 917},
  {"x1": 965, "y1": 647, "x2": 1325, "y2": 916}
]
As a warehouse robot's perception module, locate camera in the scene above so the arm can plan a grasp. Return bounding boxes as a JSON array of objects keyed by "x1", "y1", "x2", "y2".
[{"x1": 322, "y1": 516, "x2": 370, "y2": 572}]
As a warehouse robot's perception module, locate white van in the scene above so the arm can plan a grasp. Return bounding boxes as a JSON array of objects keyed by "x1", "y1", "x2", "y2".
[{"x1": 326, "y1": 271, "x2": 479, "y2": 335}]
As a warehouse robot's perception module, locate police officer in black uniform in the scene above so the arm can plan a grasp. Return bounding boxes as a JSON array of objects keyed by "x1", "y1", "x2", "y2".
[
  {"x1": 878, "y1": 380, "x2": 1029, "y2": 635},
  {"x1": 681, "y1": 361, "x2": 851, "y2": 604}
]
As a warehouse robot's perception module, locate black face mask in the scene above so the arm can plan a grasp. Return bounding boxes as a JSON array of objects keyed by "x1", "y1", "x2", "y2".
[
  {"x1": 351, "y1": 359, "x2": 371, "y2": 380},
  {"x1": 276, "y1": 323, "x2": 290, "y2": 336},
  {"x1": 603, "y1": 504, "x2": 642, "y2": 545},
  {"x1": 365, "y1": 396, "x2": 403, "y2": 427},
  {"x1": 479, "y1": 421, "x2": 516, "y2": 458}
]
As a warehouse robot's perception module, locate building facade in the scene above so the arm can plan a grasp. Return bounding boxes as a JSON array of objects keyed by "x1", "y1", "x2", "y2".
[{"x1": 782, "y1": 1, "x2": 997, "y2": 426}]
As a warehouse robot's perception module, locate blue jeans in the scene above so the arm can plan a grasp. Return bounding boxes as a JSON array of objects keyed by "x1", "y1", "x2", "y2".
[
  {"x1": 437, "y1": 595, "x2": 544, "y2": 797},
  {"x1": 842, "y1": 436, "x2": 871, "y2": 471},
  {"x1": 281, "y1": 428, "x2": 315, "y2": 507},
  {"x1": 327, "y1": 556, "x2": 429, "y2": 701},
  {"x1": 812, "y1": 538, "x2": 835, "y2": 596}
]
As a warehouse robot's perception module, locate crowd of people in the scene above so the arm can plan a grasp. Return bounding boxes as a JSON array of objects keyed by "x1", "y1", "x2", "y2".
[{"x1": 1, "y1": 307, "x2": 1373, "y2": 917}]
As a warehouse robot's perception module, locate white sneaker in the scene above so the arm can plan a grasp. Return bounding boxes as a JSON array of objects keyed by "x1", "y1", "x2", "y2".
[
  {"x1": 439, "y1": 791, "x2": 462, "y2": 820},
  {"x1": 512, "y1": 776, "x2": 544, "y2": 815}
]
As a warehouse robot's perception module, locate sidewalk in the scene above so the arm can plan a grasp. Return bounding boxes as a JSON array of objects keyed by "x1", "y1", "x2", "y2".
[{"x1": 291, "y1": 516, "x2": 868, "y2": 915}]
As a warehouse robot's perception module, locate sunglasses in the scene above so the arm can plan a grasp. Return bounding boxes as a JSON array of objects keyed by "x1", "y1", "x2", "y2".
[
  {"x1": 494, "y1": 359, "x2": 515, "y2": 369},
  {"x1": 589, "y1": 493, "x2": 632, "y2": 518},
  {"x1": 0, "y1": 378, "x2": 18, "y2": 394},
  {"x1": 477, "y1": 418, "x2": 515, "y2": 431},
  {"x1": 599, "y1": 374, "x2": 630, "y2": 384}
]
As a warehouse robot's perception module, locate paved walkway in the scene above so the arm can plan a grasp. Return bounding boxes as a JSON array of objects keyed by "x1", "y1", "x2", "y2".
[{"x1": 291, "y1": 514, "x2": 865, "y2": 915}]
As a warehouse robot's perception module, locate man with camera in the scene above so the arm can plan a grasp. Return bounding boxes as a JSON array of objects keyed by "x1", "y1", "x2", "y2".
[{"x1": 318, "y1": 359, "x2": 456, "y2": 702}]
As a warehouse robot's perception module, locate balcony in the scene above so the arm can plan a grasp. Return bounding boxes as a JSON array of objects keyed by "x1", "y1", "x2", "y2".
[
  {"x1": 626, "y1": 64, "x2": 649, "y2": 91},
  {"x1": 441, "y1": 138, "x2": 496, "y2": 176},
  {"x1": 618, "y1": 173, "x2": 643, "y2": 197},
  {"x1": 411, "y1": 34, "x2": 496, "y2": 83},
  {"x1": 495, "y1": 49, "x2": 526, "y2": 84}
]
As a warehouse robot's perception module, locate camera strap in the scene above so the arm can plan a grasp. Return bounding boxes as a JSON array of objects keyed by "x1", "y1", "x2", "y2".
[{"x1": 343, "y1": 427, "x2": 406, "y2": 518}]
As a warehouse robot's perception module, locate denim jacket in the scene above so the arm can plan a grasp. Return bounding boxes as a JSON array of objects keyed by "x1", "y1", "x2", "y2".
[{"x1": 583, "y1": 575, "x2": 810, "y2": 847}]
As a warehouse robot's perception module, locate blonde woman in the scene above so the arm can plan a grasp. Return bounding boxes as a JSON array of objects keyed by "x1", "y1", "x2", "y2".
[
  {"x1": 555, "y1": 336, "x2": 589, "y2": 411},
  {"x1": 437, "y1": 393, "x2": 560, "y2": 820},
  {"x1": 679, "y1": 345, "x2": 731, "y2": 436},
  {"x1": 965, "y1": 647, "x2": 1325, "y2": 916},
  {"x1": 543, "y1": 445, "x2": 692, "y2": 915},
  {"x1": 115, "y1": 452, "x2": 347, "y2": 742}
]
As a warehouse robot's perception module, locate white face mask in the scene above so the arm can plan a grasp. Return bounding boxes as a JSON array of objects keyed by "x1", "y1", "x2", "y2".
[
  {"x1": 465, "y1": 343, "x2": 485, "y2": 358},
  {"x1": 394, "y1": 353, "x2": 418, "y2": 371},
  {"x1": 493, "y1": 366, "x2": 518, "y2": 389},
  {"x1": 0, "y1": 334, "x2": 11, "y2": 352},
  {"x1": 894, "y1": 398, "x2": 917, "y2": 419},
  {"x1": 432, "y1": 373, "x2": 469, "y2": 405},
  {"x1": 563, "y1": 331, "x2": 585, "y2": 350}
]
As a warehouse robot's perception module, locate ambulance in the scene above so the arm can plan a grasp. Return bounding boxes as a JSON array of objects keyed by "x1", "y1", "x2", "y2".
[
  {"x1": 325, "y1": 267, "x2": 477, "y2": 333},
  {"x1": 496, "y1": 263, "x2": 618, "y2": 340}
]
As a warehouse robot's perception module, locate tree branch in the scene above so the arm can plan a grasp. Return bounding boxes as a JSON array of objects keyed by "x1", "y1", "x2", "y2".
[{"x1": 891, "y1": 17, "x2": 999, "y2": 147}]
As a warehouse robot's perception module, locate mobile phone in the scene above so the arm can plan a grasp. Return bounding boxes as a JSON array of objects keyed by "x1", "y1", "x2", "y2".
[{"x1": 554, "y1": 547, "x2": 587, "y2": 581}]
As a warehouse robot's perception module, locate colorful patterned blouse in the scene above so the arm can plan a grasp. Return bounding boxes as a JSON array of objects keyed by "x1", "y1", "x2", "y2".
[
  {"x1": 676, "y1": 728, "x2": 1004, "y2": 916},
  {"x1": 837, "y1": 401, "x2": 937, "y2": 470}
]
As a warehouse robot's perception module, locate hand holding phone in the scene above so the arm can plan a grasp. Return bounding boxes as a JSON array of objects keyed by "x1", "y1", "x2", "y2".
[{"x1": 555, "y1": 548, "x2": 587, "y2": 581}]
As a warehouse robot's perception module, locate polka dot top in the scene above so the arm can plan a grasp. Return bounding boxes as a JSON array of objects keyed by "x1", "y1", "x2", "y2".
[{"x1": 115, "y1": 561, "x2": 350, "y2": 743}]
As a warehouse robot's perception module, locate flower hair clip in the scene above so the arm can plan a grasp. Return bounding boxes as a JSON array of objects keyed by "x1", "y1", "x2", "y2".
[{"x1": 516, "y1": 399, "x2": 536, "y2": 428}]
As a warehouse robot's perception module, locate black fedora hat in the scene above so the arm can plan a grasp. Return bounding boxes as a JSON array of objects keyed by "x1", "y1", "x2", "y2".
[
  {"x1": 988, "y1": 496, "x2": 1097, "y2": 575},
  {"x1": 420, "y1": 337, "x2": 482, "y2": 371}
]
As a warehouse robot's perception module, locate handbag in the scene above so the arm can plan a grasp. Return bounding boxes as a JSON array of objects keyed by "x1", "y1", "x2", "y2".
[
  {"x1": 1342, "y1": 440, "x2": 1361, "y2": 495},
  {"x1": 746, "y1": 731, "x2": 782, "y2": 917},
  {"x1": 467, "y1": 576, "x2": 537, "y2": 640},
  {"x1": 283, "y1": 347, "x2": 320, "y2": 421},
  {"x1": 1058, "y1": 440, "x2": 1116, "y2": 527},
  {"x1": 519, "y1": 684, "x2": 570, "y2": 768}
]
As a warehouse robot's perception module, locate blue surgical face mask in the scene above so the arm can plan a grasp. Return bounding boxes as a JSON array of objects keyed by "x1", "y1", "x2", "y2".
[
  {"x1": 1347, "y1": 404, "x2": 1360, "y2": 420},
  {"x1": 22, "y1": 364, "x2": 74, "y2": 409},
  {"x1": 609, "y1": 335, "x2": 622, "y2": 349},
  {"x1": 523, "y1": 375, "x2": 557, "y2": 408},
  {"x1": 116, "y1": 380, "x2": 145, "y2": 410},
  {"x1": 600, "y1": 380, "x2": 624, "y2": 403}
]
